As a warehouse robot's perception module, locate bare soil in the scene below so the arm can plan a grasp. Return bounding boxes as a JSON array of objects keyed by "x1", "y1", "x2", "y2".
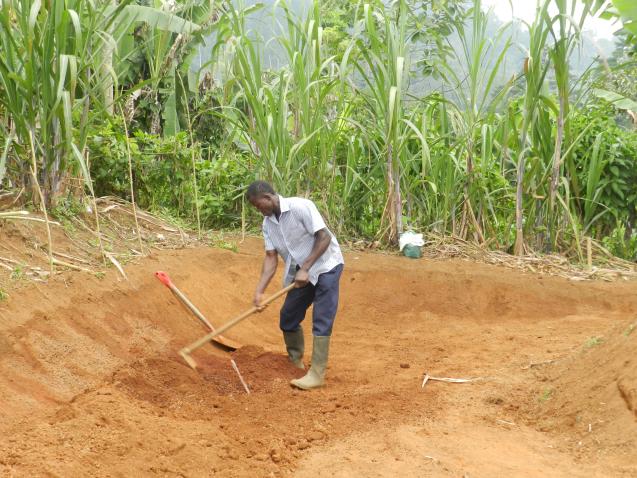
[{"x1": 1, "y1": 235, "x2": 636, "y2": 477}]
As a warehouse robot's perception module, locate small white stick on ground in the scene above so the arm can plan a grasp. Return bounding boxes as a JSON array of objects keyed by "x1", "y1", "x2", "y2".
[
  {"x1": 428, "y1": 377, "x2": 475, "y2": 383},
  {"x1": 105, "y1": 252, "x2": 127, "y2": 280},
  {"x1": 231, "y1": 359, "x2": 250, "y2": 395},
  {"x1": 422, "y1": 373, "x2": 480, "y2": 388},
  {"x1": 497, "y1": 419, "x2": 516, "y2": 426}
]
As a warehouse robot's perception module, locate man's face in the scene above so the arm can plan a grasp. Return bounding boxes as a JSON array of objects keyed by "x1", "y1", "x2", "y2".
[{"x1": 249, "y1": 193, "x2": 276, "y2": 217}]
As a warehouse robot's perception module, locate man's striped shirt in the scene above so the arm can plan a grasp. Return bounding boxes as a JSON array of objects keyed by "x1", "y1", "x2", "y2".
[{"x1": 262, "y1": 196, "x2": 344, "y2": 286}]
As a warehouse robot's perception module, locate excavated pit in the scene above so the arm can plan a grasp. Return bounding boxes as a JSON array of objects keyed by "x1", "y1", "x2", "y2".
[{"x1": 1, "y1": 238, "x2": 636, "y2": 477}]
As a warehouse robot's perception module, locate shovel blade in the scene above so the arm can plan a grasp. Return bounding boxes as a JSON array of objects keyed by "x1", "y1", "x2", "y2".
[{"x1": 212, "y1": 335, "x2": 241, "y2": 351}]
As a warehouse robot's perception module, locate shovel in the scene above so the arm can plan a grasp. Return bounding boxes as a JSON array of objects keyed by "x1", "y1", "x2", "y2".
[
  {"x1": 155, "y1": 271, "x2": 241, "y2": 351},
  {"x1": 179, "y1": 283, "x2": 295, "y2": 369}
]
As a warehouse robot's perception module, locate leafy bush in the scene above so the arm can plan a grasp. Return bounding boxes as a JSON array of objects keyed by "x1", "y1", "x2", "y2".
[
  {"x1": 569, "y1": 105, "x2": 637, "y2": 236},
  {"x1": 89, "y1": 119, "x2": 195, "y2": 213},
  {"x1": 602, "y1": 221, "x2": 637, "y2": 261},
  {"x1": 196, "y1": 149, "x2": 252, "y2": 228},
  {"x1": 88, "y1": 118, "x2": 252, "y2": 228}
]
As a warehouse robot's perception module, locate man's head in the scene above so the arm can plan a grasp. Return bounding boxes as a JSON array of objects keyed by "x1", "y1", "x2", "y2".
[{"x1": 246, "y1": 180, "x2": 279, "y2": 217}]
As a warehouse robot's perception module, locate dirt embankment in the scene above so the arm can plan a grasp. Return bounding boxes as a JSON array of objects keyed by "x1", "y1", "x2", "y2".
[{"x1": 530, "y1": 321, "x2": 637, "y2": 466}]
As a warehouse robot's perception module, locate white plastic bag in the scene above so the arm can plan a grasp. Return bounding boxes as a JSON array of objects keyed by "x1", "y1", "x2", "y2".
[{"x1": 399, "y1": 230, "x2": 424, "y2": 251}]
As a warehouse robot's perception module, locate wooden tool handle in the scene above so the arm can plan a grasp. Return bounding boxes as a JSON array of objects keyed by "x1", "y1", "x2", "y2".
[
  {"x1": 171, "y1": 284, "x2": 218, "y2": 332},
  {"x1": 182, "y1": 283, "x2": 295, "y2": 355},
  {"x1": 156, "y1": 271, "x2": 217, "y2": 332}
]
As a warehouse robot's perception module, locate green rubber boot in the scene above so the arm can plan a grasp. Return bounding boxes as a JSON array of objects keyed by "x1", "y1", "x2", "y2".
[
  {"x1": 283, "y1": 328, "x2": 305, "y2": 370},
  {"x1": 290, "y1": 336, "x2": 330, "y2": 390}
]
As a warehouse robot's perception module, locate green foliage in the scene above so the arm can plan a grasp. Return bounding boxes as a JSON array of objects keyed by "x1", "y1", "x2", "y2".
[
  {"x1": 190, "y1": 89, "x2": 227, "y2": 147},
  {"x1": 538, "y1": 387, "x2": 554, "y2": 402},
  {"x1": 583, "y1": 336, "x2": 604, "y2": 349},
  {"x1": 569, "y1": 104, "x2": 637, "y2": 235},
  {"x1": 595, "y1": 63, "x2": 637, "y2": 130},
  {"x1": 602, "y1": 221, "x2": 637, "y2": 261},
  {"x1": 206, "y1": 231, "x2": 239, "y2": 252},
  {"x1": 321, "y1": 0, "x2": 361, "y2": 63},
  {"x1": 51, "y1": 196, "x2": 85, "y2": 222},
  {"x1": 88, "y1": 118, "x2": 250, "y2": 228},
  {"x1": 90, "y1": 118, "x2": 196, "y2": 210},
  {"x1": 0, "y1": 0, "x2": 212, "y2": 206},
  {"x1": 51, "y1": 196, "x2": 85, "y2": 234},
  {"x1": 115, "y1": 1, "x2": 217, "y2": 136},
  {"x1": 611, "y1": 0, "x2": 637, "y2": 41},
  {"x1": 10, "y1": 265, "x2": 25, "y2": 281},
  {"x1": 0, "y1": 288, "x2": 7, "y2": 302},
  {"x1": 1, "y1": 0, "x2": 636, "y2": 262},
  {"x1": 196, "y1": 149, "x2": 252, "y2": 228},
  {"x1": 0, "y1": 0, "x2": 108, "y2": 205}
]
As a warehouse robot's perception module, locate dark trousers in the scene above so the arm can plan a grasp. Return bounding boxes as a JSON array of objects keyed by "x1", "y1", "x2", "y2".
[{"x1": 279, "y1": 264, "x2": 343, "y2": 336}]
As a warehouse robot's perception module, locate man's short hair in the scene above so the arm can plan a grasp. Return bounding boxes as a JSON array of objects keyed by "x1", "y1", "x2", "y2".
[{"x1": 246, "y1": 180, "x2": 275, "y2": 199}]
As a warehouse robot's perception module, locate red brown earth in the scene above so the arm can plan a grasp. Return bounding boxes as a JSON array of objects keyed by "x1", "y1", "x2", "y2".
[{"x1": 0, "y1": 236, "x2": 636, "y2": 477}]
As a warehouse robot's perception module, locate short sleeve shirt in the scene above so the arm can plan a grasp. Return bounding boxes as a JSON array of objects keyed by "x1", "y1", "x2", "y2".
[{"x1": 262, "y1": 196, "x2": 344, "y2": 285}]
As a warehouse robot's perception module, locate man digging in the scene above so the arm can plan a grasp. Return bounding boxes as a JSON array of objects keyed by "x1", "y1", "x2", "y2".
[{"x1": 247, "y1": 180, "x2": 344, "y2": 390}]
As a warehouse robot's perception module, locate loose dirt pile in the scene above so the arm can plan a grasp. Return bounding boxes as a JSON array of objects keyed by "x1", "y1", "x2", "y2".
[{"x1": 0, "y1": 235, "x2": 636, "y2": 477}]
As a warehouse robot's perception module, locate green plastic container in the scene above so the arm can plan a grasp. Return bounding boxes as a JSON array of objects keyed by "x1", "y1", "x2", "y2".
[{"x1": 403, "y1": 244, "x2": 422, "y2": 259}]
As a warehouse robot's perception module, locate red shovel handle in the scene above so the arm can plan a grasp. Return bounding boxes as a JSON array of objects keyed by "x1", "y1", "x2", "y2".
[{"x1": 155, "y1": 271, "x2": 173, "y2": 288}]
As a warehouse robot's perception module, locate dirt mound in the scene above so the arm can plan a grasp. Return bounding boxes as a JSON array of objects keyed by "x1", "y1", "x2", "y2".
[
  {"x1": 113, "y1": 346, "x2": 305, "y2": 409},
  {"x1": 532, "y1": 320, "x2": 637, "y2": 462}
]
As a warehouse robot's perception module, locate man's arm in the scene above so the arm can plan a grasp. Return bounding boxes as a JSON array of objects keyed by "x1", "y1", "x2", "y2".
[
  {"x1": 295, "y1": 228, "x2": 331, "y2": 287},
  {"x1": 254, "y1": 249, "x2": 278, "y2": 307}
]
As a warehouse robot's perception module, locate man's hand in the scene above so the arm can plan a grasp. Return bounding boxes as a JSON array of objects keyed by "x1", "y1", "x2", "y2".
[
  {"x1": 253, "y1": 291, "x2": 266, "y2": 311},
  {"x1": 294, "y1": 267, "x2": 310, "y2": 288}
]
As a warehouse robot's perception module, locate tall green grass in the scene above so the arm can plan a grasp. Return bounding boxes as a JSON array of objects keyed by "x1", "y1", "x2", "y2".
[{"x1": 1, "y1": 0, "x2": 632, "y2": 261}]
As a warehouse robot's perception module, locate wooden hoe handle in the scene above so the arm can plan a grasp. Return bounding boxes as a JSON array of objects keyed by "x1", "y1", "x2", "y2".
[
  {"x1": 155, "y1": 271, "x2": 217, "y2": 332},
  {"x1": 180, "y1": 283, "x2": 296, "y2": 368}
]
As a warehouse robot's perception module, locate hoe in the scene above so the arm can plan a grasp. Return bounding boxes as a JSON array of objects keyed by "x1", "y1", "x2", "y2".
[
  {"x1": 179, "y1": 283, "x2": 295, "y2": 369},
  {"x1": 155, "y1": 271, "x2": 241, "y2": 351}
]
